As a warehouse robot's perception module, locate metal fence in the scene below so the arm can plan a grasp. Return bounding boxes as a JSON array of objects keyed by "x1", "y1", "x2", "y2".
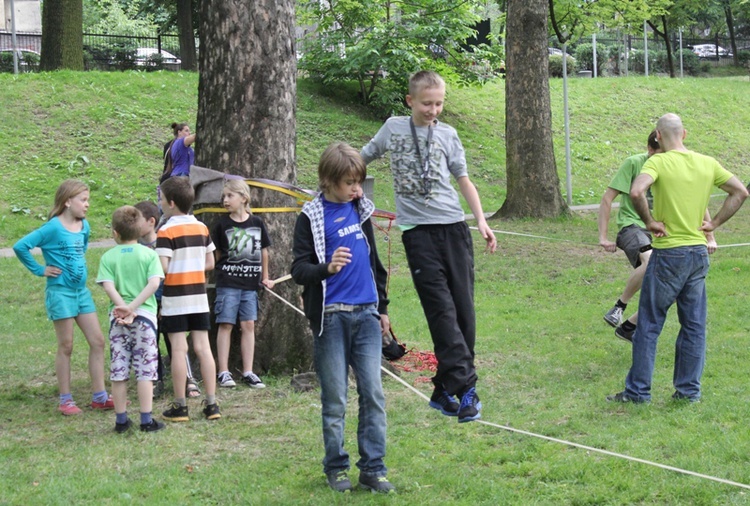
[{"x1": 0, "y1": 31, "x2": 182, "y2": 71}]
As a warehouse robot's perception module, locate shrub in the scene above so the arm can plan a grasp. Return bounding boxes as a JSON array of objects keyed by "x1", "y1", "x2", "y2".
[
  {"x1": 548, "y1": 54, "x2": 576, "y2": 78},
  {"x1": 574, "y1": 43, "x2": 609, "y2": 76},
  {"x1": 628, "y1": 49, "x2": 657, "y2": 74},
  {"x1": 675, "y1": 49, "x2": 700, "y2": 75}
]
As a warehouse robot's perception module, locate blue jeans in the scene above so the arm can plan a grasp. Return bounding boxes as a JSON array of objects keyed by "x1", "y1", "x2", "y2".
[
  {"x1": 624, "y1": 246, "x2": 709, "y2": 402},
  {"x1": 313, "y1": 304, "x2": 387, "y2": 476}
]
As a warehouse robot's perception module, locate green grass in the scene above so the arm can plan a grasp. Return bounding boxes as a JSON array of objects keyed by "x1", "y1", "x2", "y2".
[
  {"x1": 2, "y1": 71, "x2": 750, "y2": 245},
  {"x1": 3, "y1": 71, "x2": 750, "y2": 504}
]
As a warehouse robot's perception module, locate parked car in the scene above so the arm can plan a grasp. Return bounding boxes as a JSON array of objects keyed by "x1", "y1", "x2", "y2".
[
  {"x1": 690, "y1": 44, "x2": 731, "y2": 58},
  {"x1": 134, "y1": 47, "x2": 181, "y2": 67},
  {"x1": 0, "y1": 48, "x2": 41, "y2": 72},
  {"x1": 548, "y1": 47, "x2": 575, "y2": 60}
]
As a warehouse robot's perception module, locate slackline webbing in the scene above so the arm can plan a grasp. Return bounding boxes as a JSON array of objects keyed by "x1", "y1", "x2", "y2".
[{"x1": 261, "y1": 284, "x2": 750, "y2": 492}]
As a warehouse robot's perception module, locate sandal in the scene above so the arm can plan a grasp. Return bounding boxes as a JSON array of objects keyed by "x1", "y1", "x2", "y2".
[{"x1": 186, "y1": 379, "x2": 201, "y2": 398}]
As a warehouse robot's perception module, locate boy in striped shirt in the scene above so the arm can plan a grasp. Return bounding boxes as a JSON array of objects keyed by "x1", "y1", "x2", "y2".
[{"x1": 156, "y1": 176, "x2": 221, "y2": 421}]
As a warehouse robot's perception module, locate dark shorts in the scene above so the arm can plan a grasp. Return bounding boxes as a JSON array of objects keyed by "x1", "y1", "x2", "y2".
[
  {"x1": 616, "y1": 225, "x2": 652, "y2": 268},
  {"x1": 160, "y1": 312, "x2": 211, "y2": 334}
]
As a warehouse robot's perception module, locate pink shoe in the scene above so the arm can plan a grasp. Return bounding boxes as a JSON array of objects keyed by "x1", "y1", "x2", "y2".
[
  {"x1": 58, "y1": 400, "x2": 82, "y2": 416},
  {"x1": 90, "y1": 396, "x2": 115, "y2": 410}
]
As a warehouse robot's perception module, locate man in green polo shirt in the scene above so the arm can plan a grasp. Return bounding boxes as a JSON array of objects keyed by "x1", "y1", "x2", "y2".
[{"x1": 607, "y1": 113, "x2": 748, "y2": 404}]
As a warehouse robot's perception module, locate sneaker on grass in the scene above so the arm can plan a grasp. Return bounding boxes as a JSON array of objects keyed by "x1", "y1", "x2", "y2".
[
  {"x1": 606, "y1": 391, "x2": 648, "y2": 403},
  {"x1": 241, "y1": 372, "x2": 265, "y2": 389},
  {"x1": 604, "y1": 305, "x2": 624, "y2": 327},
  {"x1": 218, "y1": 371, "x2": 236, "y2": 388},
  {"x1": 162, "y1": 402, "x2": 189, "y2": 422},
  {"x1": 114, "y1": 419, "x2": 133, "y2": 433},
  {"x1": 457, "y1": 387, "x2": 482, "y2": 423},
  {"x1": 202, "y1": 400, "x2": 221, "y2": 420},
  {"x1": 58, "y1": 399, "x2": 82, "y2": 416},
  {"x1": 326, "y1": 470, "x2": 352, "y2": 493},
  {"x1": 90, "y1": 396, "x2": 115, "y2": 410},
  {"x1": 140, "y1": 419, "x2": 167, "y2": 432},
  {"x1": 358, "y1": 473, "x2": 396, "y2": 494},
  {"x1": 615, "y1": 325, "x2": 634, "y2": 343},
  {"x1": 428, "y1": 389, "x2": 459, "y2": 416}
]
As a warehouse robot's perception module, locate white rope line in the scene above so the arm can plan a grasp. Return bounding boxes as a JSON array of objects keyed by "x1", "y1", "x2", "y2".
[
  {"x1": 468, "y1": 225, "x2": 750, "y2": 250},
  {"x1": 265, "y1": 285, "x2": 750, "y2": 491}
]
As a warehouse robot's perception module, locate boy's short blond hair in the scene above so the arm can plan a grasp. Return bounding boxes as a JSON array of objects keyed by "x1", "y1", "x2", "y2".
[
  {"x1": 318, "y1": 142, "x2": 367, "y2": 194},
  {"x1": 408, "y1": 70, "x2": 445, "y2": 96},
  {"x1": 112, "y1": 205, "x2": 144, "y2": 242},
  {"x1": 160, "y1": 176, "x2": 194, "y2": 213}
]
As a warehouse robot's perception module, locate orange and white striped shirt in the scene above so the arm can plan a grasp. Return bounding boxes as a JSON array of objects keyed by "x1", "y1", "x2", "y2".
[{"x1": 156, "y1": 215, "x2": 216, "y2": 316}]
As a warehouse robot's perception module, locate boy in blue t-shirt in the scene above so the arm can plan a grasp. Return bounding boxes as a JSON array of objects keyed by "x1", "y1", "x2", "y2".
[{"x1": 291, "y1": 142, "x2": 394, "y2": 494}]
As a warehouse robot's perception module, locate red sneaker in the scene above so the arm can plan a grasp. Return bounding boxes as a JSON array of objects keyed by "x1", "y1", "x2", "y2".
[
  {"x1": 90, "y1": 396, "x2": 115, "y2": 410},
  {"x1": 58, "y1": 400, "x2": 82, "y2": 416}
]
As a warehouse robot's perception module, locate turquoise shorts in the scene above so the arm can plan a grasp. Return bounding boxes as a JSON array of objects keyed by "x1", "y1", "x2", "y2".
[{"x1": 45, "y1": 286, "x2": 97, "y2": 321}]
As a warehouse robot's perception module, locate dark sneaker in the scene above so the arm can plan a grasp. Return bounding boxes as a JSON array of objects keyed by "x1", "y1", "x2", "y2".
[
  {"x1": 162, "y1": 402, "x2": 189, "y2": 422},
  {"x1": 606, "y1": 391, "x2": 648, "y2": 403},
  {"x1": 241, "y1": 372, "x2": 266, "y2": 389},
  {"x1": 615, "y1": 325, "x2": 634, "y2": 343},
  {"x1": 428, "y1": 389, "x2": 459, "y2": 416},
  {"x1": 202, "y1": 401, "x2": 221, "y2": 420},
  {"x1": 326, "y1": 470, "x2": 352, "y2": 493},
  {"x1": 358, "y1": 473, "x2": 396, "y2": 494},
  {"x1": 672, "y1": 391, "x2": 701, "y2": 403},
  {"x1": 457, "y1": 387, "x2": 482, "y2": 423},
  {"x1": 140, "y1": 419, "x2": 167, "y2": 432},
  {"x1": 218, "y1": 371, "x2": 236, "y2": 388},
  {"x1": 114, "y1": 418, "x2": 133, "y2": 434},
  {"x1": 604, "y1": 305, "x2": 624, "y2": 327}
]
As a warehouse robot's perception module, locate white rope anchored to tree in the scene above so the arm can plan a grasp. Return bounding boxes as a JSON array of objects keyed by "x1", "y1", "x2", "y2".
[{"x1": 263, "y1": 280, "x2": 750, "y2": 492}]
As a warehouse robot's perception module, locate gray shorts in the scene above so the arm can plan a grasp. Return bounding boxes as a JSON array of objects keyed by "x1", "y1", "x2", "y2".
[
  {"x1": 109, "y1": 316, "x2": 159, "y2": 382},
  {"x1": 616, "y1": 225, "x2": 652, "y2": 268}
]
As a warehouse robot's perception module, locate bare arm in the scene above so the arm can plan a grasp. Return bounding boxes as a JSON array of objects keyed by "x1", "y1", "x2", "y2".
[
  {"x1": 457, "y1": 176, "x2": 497, "y2": 253},
  {"x1": 630, "y1": 173, "x2": 666, "y2": 236},
  {"x1": 598, "y1": 187, "x2": 620, "y2": 252},
  {"x1": 205, "y1": 251, "x2": 215, "y2": 272},
  {"x1": 701, "y1": 176, "x2": 749, "y2": 232},
  {"x1": 261, "y1": 248, "x2": 275, "y2": 289},
  {"x1": 703, "y1": 209, "x2": 717, "y2": 254},
  {"x1": 183, "y1": 133, "x2": 196, "y2": 147}
]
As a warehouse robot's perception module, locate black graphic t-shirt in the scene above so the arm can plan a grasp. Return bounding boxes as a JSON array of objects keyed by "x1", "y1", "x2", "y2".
[{"x1": 211, "y1": 214, "x2": 272, "y2": 290}]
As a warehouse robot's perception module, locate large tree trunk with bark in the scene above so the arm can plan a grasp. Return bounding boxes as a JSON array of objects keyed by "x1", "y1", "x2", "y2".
[
  {"x1": 497, "y1": 0, "x2": 566, "y2": 219},
  {"x1": 40, "y1": 0, "x2": 83, "y2": 71},
  {"x1": 196, "y1": 0, "x2": 311, "y2": 374},
  {"x1": 176, "y1": 0, "x2": 197, "y2": 71}
]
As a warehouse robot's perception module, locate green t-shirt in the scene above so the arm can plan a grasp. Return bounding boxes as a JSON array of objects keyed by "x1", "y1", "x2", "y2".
[
  {"x1": 641, "y1": 150, "x2": 733, "y2": 249},
  {"x1": 96, "y1": 243, "x2": 164, "y2": 321},
  {"x1": 608, "y1": 153, "x2": 648, "y2": 231}
]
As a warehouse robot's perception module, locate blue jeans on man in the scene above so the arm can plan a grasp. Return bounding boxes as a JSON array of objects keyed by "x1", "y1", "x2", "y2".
[
  {"x1": 314, "y1": 304, "x2": 387, "y2": 477},
  {"x1": 624, "y1": 246, "x2": 709, "y2": 402}
]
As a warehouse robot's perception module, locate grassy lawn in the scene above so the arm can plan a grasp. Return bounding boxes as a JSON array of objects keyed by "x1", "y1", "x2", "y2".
[{"x1": 2, "y1": 71, "x2": 750, "y2": 504}]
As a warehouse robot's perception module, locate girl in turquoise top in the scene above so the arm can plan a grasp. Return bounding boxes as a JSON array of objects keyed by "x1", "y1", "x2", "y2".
[{"x1": 13, "y1": 180, "x2": 113, "y2": 416}]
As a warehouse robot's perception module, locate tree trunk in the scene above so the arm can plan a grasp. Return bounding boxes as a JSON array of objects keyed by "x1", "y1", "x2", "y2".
[
  {"x1": 197, "y1": 0, "x2": 311, "y2": 374},
  {"x1": 497, "y1": 0, "x2": 567, "y2": 219},
  {"x1": 724, "y1": 4, "x2": 738, "y2": 67},
  {"x1": 648, "y1": 17, "x2": 674, "y2": 78},
  {"x1": 176, "y1": 0, "x2": 197, "y2": 71},
  {"x1": 40, "y1": 0, "x2": 83, "y2": 71}
]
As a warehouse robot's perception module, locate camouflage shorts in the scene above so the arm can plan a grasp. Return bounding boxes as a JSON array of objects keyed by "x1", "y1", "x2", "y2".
[{"x1": 109, "y1": 316, "x2": 159, "y2": 382}]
